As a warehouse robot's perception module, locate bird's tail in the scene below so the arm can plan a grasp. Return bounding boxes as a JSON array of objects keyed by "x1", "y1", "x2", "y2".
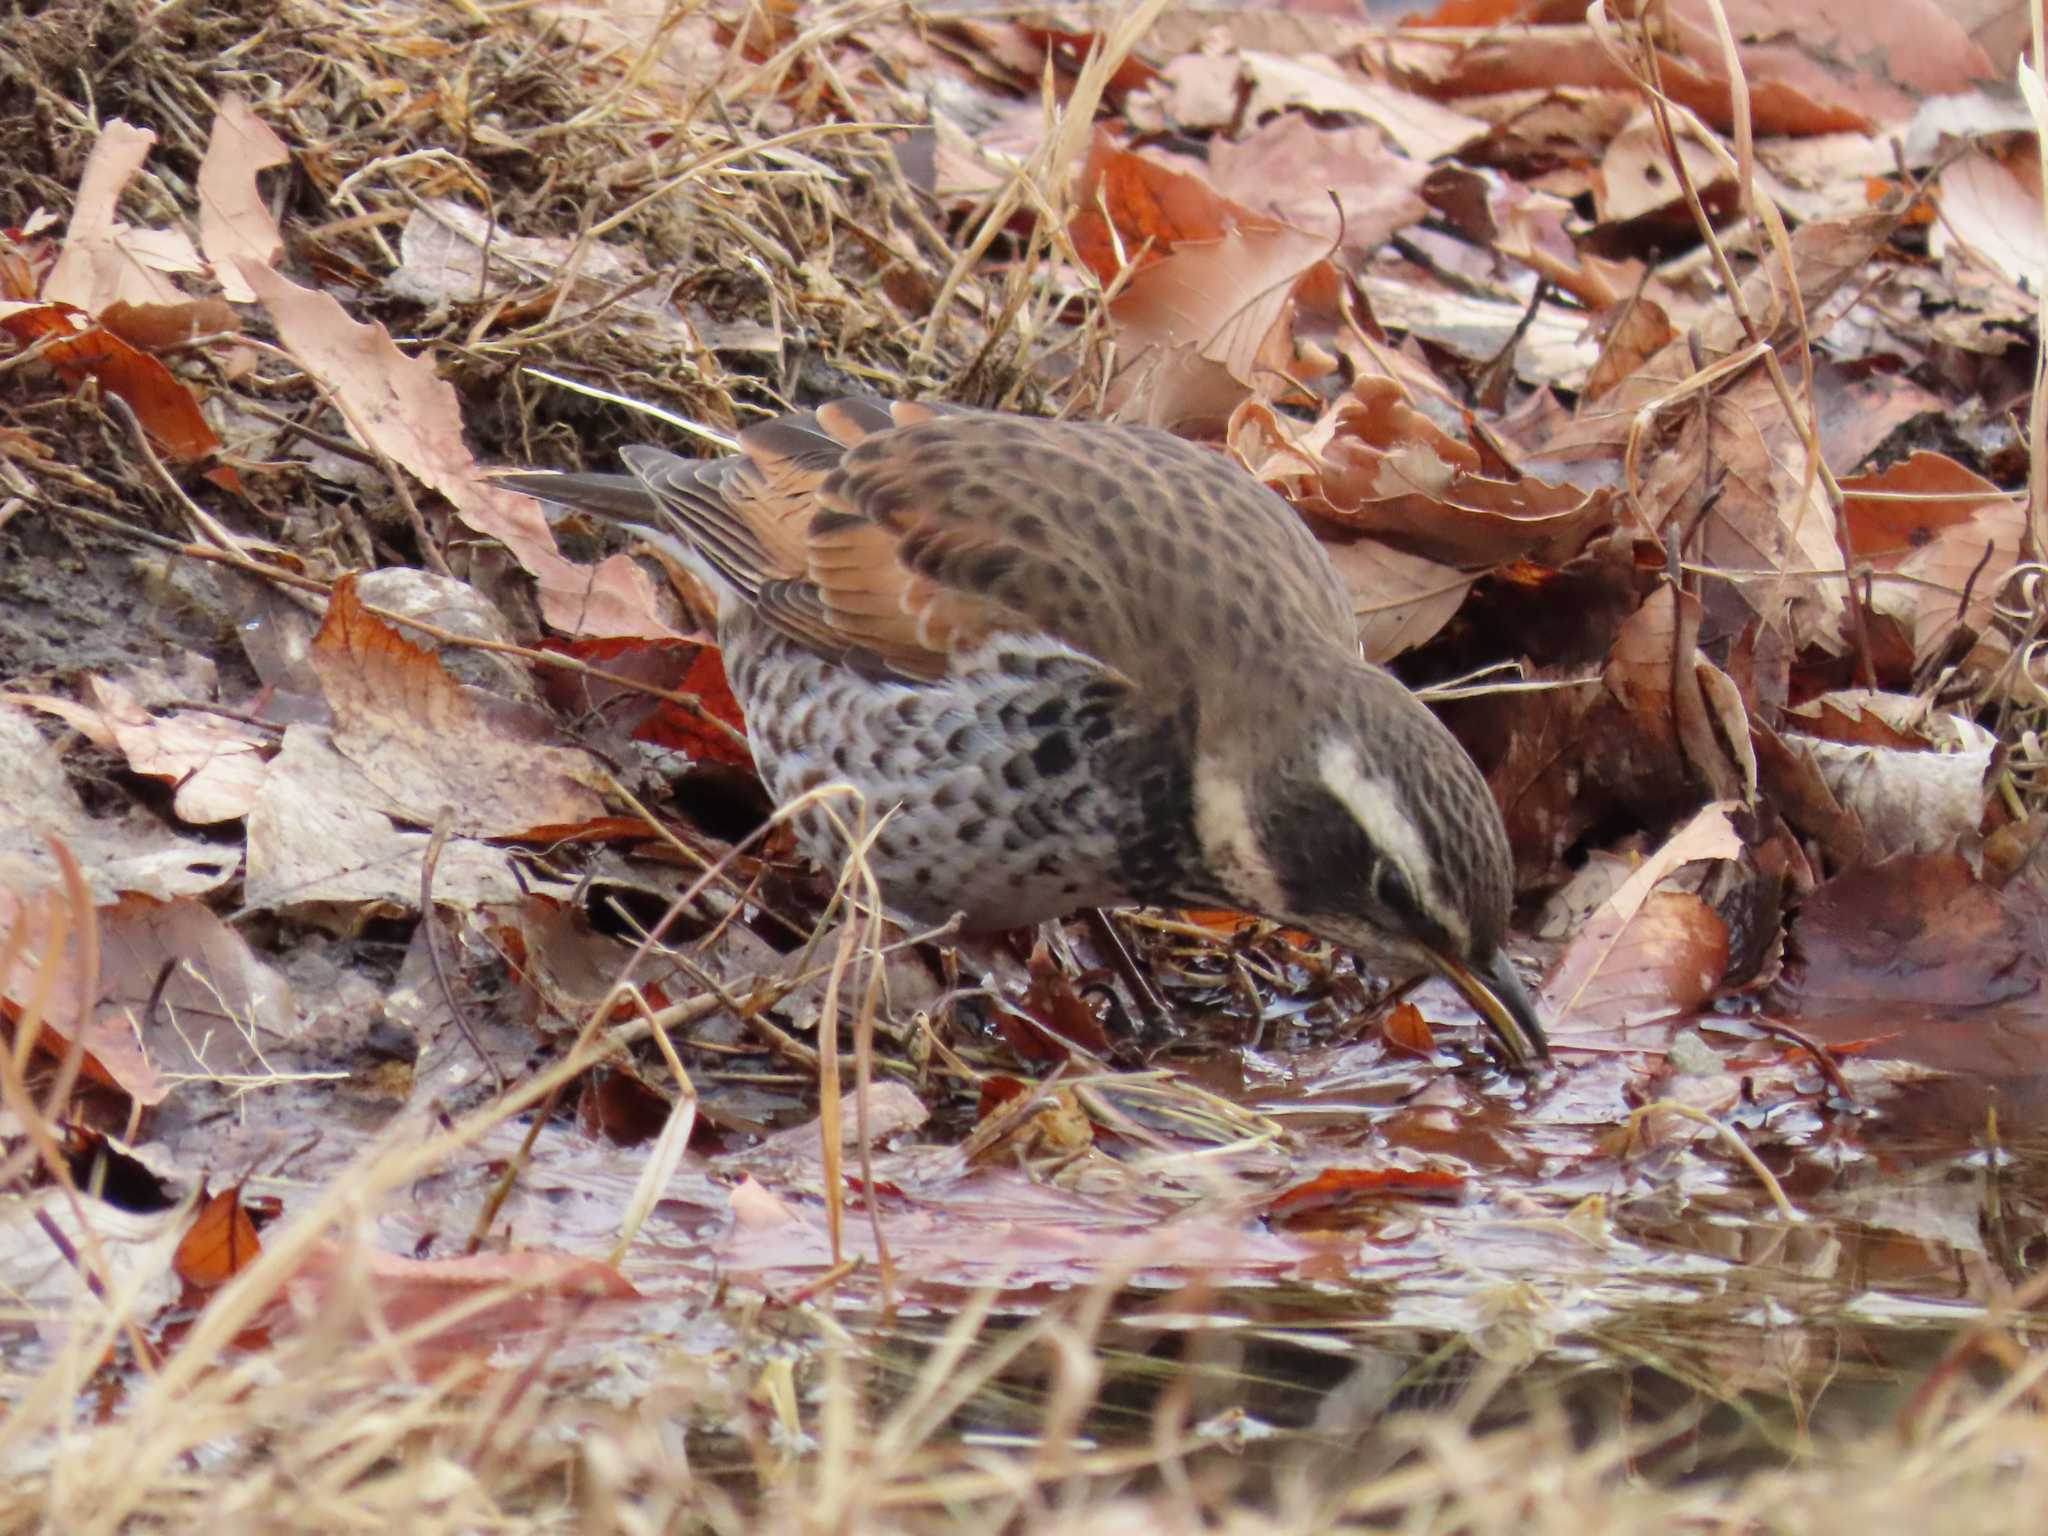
[{"x1": 497, "y1": 461, "x2": 744, "y2": 616}]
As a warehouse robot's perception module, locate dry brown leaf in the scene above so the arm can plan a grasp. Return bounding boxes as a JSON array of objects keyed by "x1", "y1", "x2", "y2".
[
  {"x1": 1204, "y1": 116, "x2": 1430, "y2": 252},
  {"x1": 1456, "y1": 87, "x2": 1641, "y2": 174},
  {"x1": 196, "y1": 95, "x2": 289, "y2": 303},
  {"x1": 42, "y1": 120, "x2": 198, "y2": 314},
  {"x1": 1840, "y1": 451, "x2": 2025, "y2": 667},
  {"x1": 1584, "y1": 293, "x2": 1676, "y2": 401},
  {"x1": 1787, "y1": 690, "x2": 1931, "y2": 750},
  {"x1": 243, "y1": 730, "x2": 538, "y2": 911},
  {"x1": 1782, "y1": 697, "x2": 1996, "y2": 862},
  {"x1": 1382, "y1": 1, "x2": 1993, "y2": 136},
  {"x1": 1146, "y1": 51, "x2": 1244, "y2": 131},
  {"x1": 1769, "y1": 853, "x2": 2048, "y2": 1079},
  {"x1": 236, "y1": 259, "x2": 676, "y2": 640},
  {"x1": 1594, "y1": 109, "x2": 1732, "y2": 225},
  {"x1": 1932, "y1": 150, "x2": 2045, "y2": 297},
  {"x1": 1322, "y1": 538, "x2": 1473, "y2": 662},
  {"x1": 98, "y1": 297, "x2": 240, "y2": 352},
  {"x1": 0, "y1": 705, "x2": 234, "y2": 904},
  {"x1": 1811, "y1": 363, "x2": 1947, "y2": 477},
  {"x1": 0, "y1": 302, "x2": 226, "y2": 471},
  {"x1": 0, "y1": 881, "x2": 163, "y2": 1103},
  {"x1": 1552, "y1": 890, "x2": 1730, "y2": 1032},
  {"x1": 95, "y1": 892, "x2": 296, "y2": 1086},
  {"x1": 1240, "y1": 51, "x2": 1482, "y2": 161},
  {"x1": 1070, "y1": 132, "x2": 1255, "y2": 274},
  {"x1": 1603, "y1": 585, "x2": 1748, "y2": 801},
  {"x1": 11, "y1": 679, "x2": 268, "y2": 825},
  {"x1": 175, "y1": 1185, "x2": 263, "y2": 1292},
  {"x1": 310, "y1": 576, "x2": 606, "y2": 839},
  {"x1": 1230, "y1": 380, "x2": 1611, "y2": 565},
  {"x1": 1542, "y1": 801, "x2": 1743, "y2": 1028},
  {"x1": 1104, "y1": 224, "x2": 1332, "y2": 429},
  {"x1": 277, "y1": 1242, "x2": 639, "y2": 1378},
  {"x1": 1356, "y1": 271, "x2": 1600, "y2": 389}
]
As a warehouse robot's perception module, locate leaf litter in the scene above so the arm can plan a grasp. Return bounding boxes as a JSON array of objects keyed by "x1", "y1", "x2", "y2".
[{"x1": 4, "y1": 0, "x2": 2048, "y2": 1531}]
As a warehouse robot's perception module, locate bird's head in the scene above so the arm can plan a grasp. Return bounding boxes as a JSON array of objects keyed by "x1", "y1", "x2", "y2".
[{"x1": 1191, "y1": 662, "x2": 1549, "y2": 1070}]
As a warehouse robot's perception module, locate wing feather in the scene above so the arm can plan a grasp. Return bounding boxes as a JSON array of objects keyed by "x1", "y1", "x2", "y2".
[{"x1": 507, "y1": 397, "x2": 1355, "y2": 685}]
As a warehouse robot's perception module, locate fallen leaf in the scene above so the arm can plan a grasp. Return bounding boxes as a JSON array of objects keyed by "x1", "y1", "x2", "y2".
[
  {"x1": 1840, "y1": 451, "x2": 2025, "y2": 666},
  {"x1": 1771, "y1": 852, "x2": 2048, "y2": 1080},
  {"x1": 1550, "y1": 890, "x2": 1730, "y2": 1033},
  {"x1": 1933, "y1": 148, "x2": 2046, "y2": 295},
  {"x1": 196, "y1": 95, "x2": 290, "y2": 302},
  {"x1": 277, "y1": 1242, "x2": 640, "y2": 1378},
  {"x1": 1231, "y1": 380, "x2": 1612, "y2": 565},
  {"x1": 310, "y1": 576, "x2": 607, "y2": 838},
  {"x1": 1106, "y1": 227, "x2": 1332, "y2": 429},
  {"x1": 1239, "y1": 51, "x2": 1482, "y2": 160},
  {"x1": 0, "y1": 303, "x2": 225, "y2": 470},
  {"x1": 1602, "y1": 585, "x2": 1748, "y2": 800},
  {"x1": 98, "y1": 297, "x2": 240, "y2": 352},
  {"x1": 1594, "y1": 109, "x2": 1732, "y2": 225},
  {"x1": 1381, "y1": 1000, "x2": 1437, "y2": 1057},
  {"x1": 1322, "y1": 538, "x2": 1474, "y2": 661},
  {"x1": 11, "y1": 678, "x2": 268, "y2": 824},
  {"x1": 0, "y1": 878, "x2": 154, "y2": 1101},
  {"x1": 244, "y1": 727, "x2": 539, "y2": 911},
  {"x1": 1543, "y1": 801, "x2": 1744, "y2": 1027},
  {"x1": 1355, "y1": 271, "x2": 1600, "y2": 389},
  {"x1": 1265, "y1": 1165, "x2": 1465, "y2": 1225},
  {"x1": 0, "y1": 705, "x2": 235, "y2": 904},
  {"x1": 1205, "y1": 116, "x2": 1430, "y2": 252},
  {"x1": 42, "y1": 121, "x2": 193, "y2": 314},
  {"x1": 175, "y1": 1184, "x2": 263, "y2": 1292},
  {"x1": 237, "y1": 259, "x2": 676, "y2": 639},
  {"x1": 1783, "y1": 697, "x2": 1995, "y2": 861}
]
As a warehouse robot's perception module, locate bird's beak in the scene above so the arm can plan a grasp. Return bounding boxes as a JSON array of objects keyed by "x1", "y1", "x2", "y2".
[{"x1": 1430, "y1": 947, "x2": 1550, "y2": 1071}]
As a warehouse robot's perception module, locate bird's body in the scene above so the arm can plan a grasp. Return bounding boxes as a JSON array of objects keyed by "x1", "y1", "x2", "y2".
[{"x1": 503, "y1": 397, "x2": 1549, "y2": 1067}]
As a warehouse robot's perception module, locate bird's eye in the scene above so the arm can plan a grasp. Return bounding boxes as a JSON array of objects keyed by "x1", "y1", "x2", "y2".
[{"x1": 1376, "y1": 863, "x2": 1417, "y2": 921}]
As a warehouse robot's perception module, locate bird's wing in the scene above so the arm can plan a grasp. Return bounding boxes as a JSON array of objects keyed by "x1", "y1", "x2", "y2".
[
  {"x1": 506, "y1": 399, "x2": 1355, "y2": 684},
  {"x1": 801, "y1": 408, "x2": 1357, "y2": 682}
]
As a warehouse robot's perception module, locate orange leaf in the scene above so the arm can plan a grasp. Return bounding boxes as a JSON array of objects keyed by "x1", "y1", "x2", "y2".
[
  {"x1": 174, "y1": 1183, "x2": 262, "y2": 1292},
  {"x1": 628, "y1": 644, "x2": 753, "y2": 769},
  {"x1": 1266, "y1": 1166, "x2": 1466, "y2": 1223},
  {"x1": 0, "y1": 302, "x2": 229, "y2": 477},
  {"x1": 1382, "y1": 1001, "x2": 1437, "y2": 1057},
  {"x1": 541, "y1": 635, "x2": 753, "y2": 771}
]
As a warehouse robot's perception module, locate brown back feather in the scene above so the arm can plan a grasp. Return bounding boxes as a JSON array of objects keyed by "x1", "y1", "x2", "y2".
[{"x1": 648, "y1": 400, "x2": 1358, "y2": 684}]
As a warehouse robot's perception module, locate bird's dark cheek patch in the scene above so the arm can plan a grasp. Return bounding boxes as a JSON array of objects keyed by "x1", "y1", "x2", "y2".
[{"x1": 1263, "y1": 785, "x2": 1380, "y2": 920}]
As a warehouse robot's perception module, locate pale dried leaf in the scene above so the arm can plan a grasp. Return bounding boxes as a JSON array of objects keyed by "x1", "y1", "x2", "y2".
[
  {"x1": 1206, "y1": 117, "x2": 1429, "y2": 252},
  {"x1": 1933, "y1": 150, "x2": 2047, "y2": 294},
  {"x1": 1791, "y1": 713, "x2": 1996, "y2": 862},
  {"x1": 43, "y1": 121, "x2": 195, "y2": 314},
  {"x1": 244, "y1": 728, "x2": 536, "y2": 911},
  {"x1": 237, "y1": 259, "x2": 677, "y2": 639},
  {"x1": 1240, "y1": 51, "x2": 1482, "y2": 161},
  {"x1": 310, "y1": 579, "x2": 606, "y2": 839},
  {"x1": 196, "y1": 96, "x2": 289, "y2": 303},
  {"x1": 0, "y1": 705, "x2": 234, "y2": 903}
]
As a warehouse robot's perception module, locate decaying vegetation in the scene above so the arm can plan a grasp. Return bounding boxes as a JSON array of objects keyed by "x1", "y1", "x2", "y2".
[{"x1": 5, "y1": 0, "x2": 2048, "y2": 1530}]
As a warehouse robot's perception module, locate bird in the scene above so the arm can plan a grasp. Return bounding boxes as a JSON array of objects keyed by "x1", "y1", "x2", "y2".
[{"x1": 500, "y1": 397, "x2": 1549, "y2": 1069}]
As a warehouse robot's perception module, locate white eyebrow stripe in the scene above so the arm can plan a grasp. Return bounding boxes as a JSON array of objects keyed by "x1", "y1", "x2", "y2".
[
  {"x1": 1315, "y1": 739, "x2": 1468, "y2": 952},
  {"x1": 1191, "y1": 754, "x2": 1286, "y2": 916}
]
